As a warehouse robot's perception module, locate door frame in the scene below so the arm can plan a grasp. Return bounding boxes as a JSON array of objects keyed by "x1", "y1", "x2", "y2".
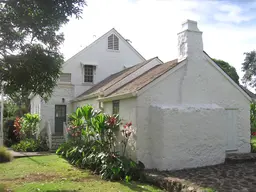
[{"x1": 54, "y1": 105, "x2": 67, "y2": 134}]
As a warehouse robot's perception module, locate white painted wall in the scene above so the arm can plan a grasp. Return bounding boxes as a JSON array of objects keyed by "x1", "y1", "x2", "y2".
[
  {"x1": 104, "y1": 98, "x2": 137, "y2": 159},
  {"x1": 63, "y1": 29, "x2": 145, "y2": 97},
  {"x1": 40, "y1": 85, "x2": 74, "y2": 134},
  {"x1": 135, "y1": 20, "x2": 250, "y2": 170},
  {"x1": 136, "y1": 55, "x2": 250, "y2": 169},
  {"x1": 148, "y1": 105, "x2": 228, "y2": 170},
  {"x1": 30, "y1": 95, "x2": 41, "y2": 116},
  {"x1": 74, "y1": 98, "x2": 99, "y2": 110}
]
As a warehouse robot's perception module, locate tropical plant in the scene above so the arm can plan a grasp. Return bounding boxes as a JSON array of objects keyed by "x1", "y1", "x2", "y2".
[
  {"x1": 251, "y1": 102, "x2": 256, "y2": 130},
  {"x1": 11, "y1": 138, "x2": 48, "y2": 152},
  {"x1": 20, "y1": 113, "x2": 40, "y2": 138},
  {"x1": 57, "y1": 105, "x2": 144, "y2": 181}
]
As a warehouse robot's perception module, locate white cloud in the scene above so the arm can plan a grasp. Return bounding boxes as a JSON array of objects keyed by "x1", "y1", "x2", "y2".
[{"x1": 60, "y1": 0, "x2": 256, "y2": 89}]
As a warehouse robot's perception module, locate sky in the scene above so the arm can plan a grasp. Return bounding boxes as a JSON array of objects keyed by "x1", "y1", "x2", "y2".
[{"x1": 60, "y1": 0, "x2": 256, "y2": 86}]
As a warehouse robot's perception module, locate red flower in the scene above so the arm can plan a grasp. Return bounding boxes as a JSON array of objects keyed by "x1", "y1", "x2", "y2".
[
  {"x1": 107, "y1": 116, "x2": 117, "y2": 126},
  {"x1": 127, "y1": 122, "x2": 132, "y2": 127}
]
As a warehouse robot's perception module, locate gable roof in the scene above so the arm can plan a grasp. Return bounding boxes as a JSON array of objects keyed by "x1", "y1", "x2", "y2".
[
  {"x1": 204, "y1": 51, "x2": 252, "y2": 101},
  {"x1": 64, "y1": 28, "x2": 145, "y2": 67},
  {"x1": 74, "y1": 57, "x2": 158, "y2": 101},
  {"x1": 106, "y1": 59, "x2": 179, "y2": 97}
]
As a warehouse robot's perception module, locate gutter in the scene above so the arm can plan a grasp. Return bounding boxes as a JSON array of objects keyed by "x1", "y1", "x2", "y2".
[{"x1": 97, "y1": 92, "x2": 137, "y2": 102}]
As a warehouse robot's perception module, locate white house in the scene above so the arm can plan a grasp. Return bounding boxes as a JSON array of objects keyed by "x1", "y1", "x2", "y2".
[
  {"x1": 29, "y1": 28, "x2": 145, "y2": 146},
  {"x1": 30, "y1": 20, "x2": 252, "y2": 171},
  {"x1": 71, "y1": 20, "x2": 252, "y2": 170}
]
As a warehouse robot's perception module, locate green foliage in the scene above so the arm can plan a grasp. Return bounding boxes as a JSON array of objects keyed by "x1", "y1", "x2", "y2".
[
  {"x1": 251, "y1": 102, "x2": 256, "y2": 129},
  {"x1": 57, "y1": 105, "x2": 144, "y2": 181},
  {"x1": 241, "y1": 50, "x2": 256, "y2": 88},
  {"x1": 0, "y1": 147, "x2": 12, "y2": 163},
  {"x1": 11, "y1": 138, "x2": 48, "y2": 152},
  {"x1": 0, "y1": 0, "x2": 86, "y2": 100},
  {"x1": 20, "y1": 113, "x2": 40, "y2": 138},
  {"x1": 212, "y1": 58, "x2": 239, "y2": 84},
  {"x1": 252, "y1": 136, "x2": 256, "y2": 153}
]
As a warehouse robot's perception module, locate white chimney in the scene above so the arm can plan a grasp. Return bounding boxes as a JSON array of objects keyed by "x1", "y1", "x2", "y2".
[{"x1": 177, "y1": 20, "x2": 203, "y2": 62}]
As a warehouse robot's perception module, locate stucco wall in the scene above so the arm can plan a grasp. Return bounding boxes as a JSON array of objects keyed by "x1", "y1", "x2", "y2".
[
  {"x1": 63, "y1": 29, "x2": 144, "y2": 97},
  {"x1": 148, "y1": 105, "x2": 227, "y2": 170},
  {"x1": 104, "y1": 98, "x2": 137, "y2": 159},
  {"x1": 136, "y1": 53, "x2": 250, "y2": 169}
]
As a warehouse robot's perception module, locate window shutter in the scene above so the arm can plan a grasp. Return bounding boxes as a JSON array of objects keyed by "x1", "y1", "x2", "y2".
[
  {"x1": 108, "y1": 34, "x2": 114, "y2": 49},
  {"x1": 108, "y1": 34, "x2": 119, "y2": 50},
  {"x1": 59, "y1": 73, "x2": 71, "y2": 82},
  {"x1": 114, "y1": 35, "x2": 119, "y2": 50}
]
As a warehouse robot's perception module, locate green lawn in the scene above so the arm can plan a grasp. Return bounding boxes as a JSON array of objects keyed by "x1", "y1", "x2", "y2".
[{"x1": 0, "y1": 155, "x2": 161, "y2": 192}]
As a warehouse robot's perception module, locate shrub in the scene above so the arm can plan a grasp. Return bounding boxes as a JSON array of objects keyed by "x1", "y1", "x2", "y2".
[
  {"x1": 57, "y1": 105, "x2": 144, "y2": 181},
  {"x1": 20, "y1": 113, "x2": 40, "y2": 138},
  {"x1": 0, "y1": 147, "x2": 13, "y2": 163},
  {"x1": 11, "y1": 138, "x2": 48, "y2": 152}
]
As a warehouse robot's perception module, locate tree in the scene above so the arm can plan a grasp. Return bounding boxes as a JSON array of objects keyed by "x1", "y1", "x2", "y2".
[
  {"x1": 241, "y1": 50, "x2": 256, "y2": 88},
  {"x1": 212, "y1": 58, "x2": 240, "y2": 84},
  {"x1": 0, "y1": 0, "x2": 86, "y2": 101}
]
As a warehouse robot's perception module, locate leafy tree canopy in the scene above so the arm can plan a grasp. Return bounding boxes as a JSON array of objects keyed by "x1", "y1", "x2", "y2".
[
  {"x1": 241, "y1": 50, "x2": 256, "y2": 88},
  {"x1": 212, "y1": 58, "x2": 240, "y2": 84},
  {"x1": 0, "y1": 0, "x2": 86, "y2": 101}
]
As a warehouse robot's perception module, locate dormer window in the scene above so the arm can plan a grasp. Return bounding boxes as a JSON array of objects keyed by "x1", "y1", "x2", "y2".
[
  {"x1": 84, "y1": 65, "x2": 94, "y2": 83},
  {"x1": 108, "y1": 34, "x2": 119, "y2": 50}
]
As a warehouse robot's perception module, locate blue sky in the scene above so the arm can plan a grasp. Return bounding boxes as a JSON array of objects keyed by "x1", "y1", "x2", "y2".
[{"x1": 60, "y1": 0, "x2": 256, "y2": 87}]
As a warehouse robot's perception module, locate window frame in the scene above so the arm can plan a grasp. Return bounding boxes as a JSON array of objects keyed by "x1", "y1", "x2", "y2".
[
  {"x1": 112, "y1": 100, "x2": 120, "y2": 115},
  {"x1": 83, "y1": 65, "x2": 94, "y2": 83}
]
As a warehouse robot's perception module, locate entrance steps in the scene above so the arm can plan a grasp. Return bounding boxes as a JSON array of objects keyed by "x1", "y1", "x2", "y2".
[{"x1": 49, "y1": 135, "x2": 65, "y2": 152}]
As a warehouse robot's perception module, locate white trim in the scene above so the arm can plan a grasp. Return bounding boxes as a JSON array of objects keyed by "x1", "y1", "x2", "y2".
[{"x1": 204, "y1": 53, "x2": 252, "y2": 102}]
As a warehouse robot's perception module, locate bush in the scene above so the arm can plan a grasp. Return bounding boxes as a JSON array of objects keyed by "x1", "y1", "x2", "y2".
[
  {"x1": 11, "y1": 138, "x2": 48, "y2": 152},
  {"x1": 20, "y1": 113, "x2": 40, "y2": 138},
  {"x1": 57, "y1": 105, "x2": 144, "y2": 181},
  {"x1": 0, "y1": 147, "x2": 13, "y2": 163}
]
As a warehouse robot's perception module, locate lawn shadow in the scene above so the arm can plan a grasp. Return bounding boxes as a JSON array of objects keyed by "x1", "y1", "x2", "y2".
[
  {"x1": 120, "y1": 181, "x2": 156, "y2": 192},
  {"x1": 27, "y1": 156, "x2": 48, "y2": 166}
]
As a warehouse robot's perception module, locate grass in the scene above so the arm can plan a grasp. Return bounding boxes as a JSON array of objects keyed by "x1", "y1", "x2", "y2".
[{"x1": 0, "y1": 155, "x2": 162, "y2": 192}]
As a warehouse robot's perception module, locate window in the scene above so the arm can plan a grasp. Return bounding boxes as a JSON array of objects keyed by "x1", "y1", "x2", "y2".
[
  {"x1": 112, "y1": 100, "x2": 119, "y2": 114},
  {"x1": 84, "y1": 65, "x2": 94, "y2": 83},
  {"x1": 108, "y1": 34, "x2": 119, "y2": 50},
  {"x1": 59, "y1": 73, "x2": 71, "y2": 82}
]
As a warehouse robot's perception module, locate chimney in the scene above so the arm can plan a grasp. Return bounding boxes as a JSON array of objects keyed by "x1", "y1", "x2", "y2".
[{"x1": 177, "y1": 20, "x2": 203, "y2": 62}]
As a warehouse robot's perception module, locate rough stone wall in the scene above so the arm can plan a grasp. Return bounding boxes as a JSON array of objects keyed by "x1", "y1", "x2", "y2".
[{"x1": 148, "y1": 105, "x2": 228, "y2": 170}]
